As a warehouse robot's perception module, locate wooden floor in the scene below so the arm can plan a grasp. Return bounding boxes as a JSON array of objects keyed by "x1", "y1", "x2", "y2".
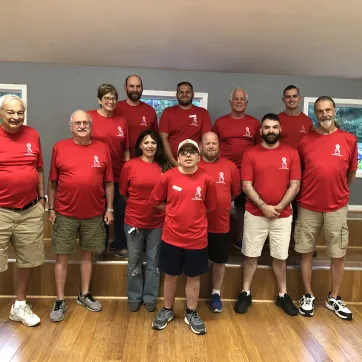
[{"x1": 0, "y1": 300, "x2": 361, "y2": 362}]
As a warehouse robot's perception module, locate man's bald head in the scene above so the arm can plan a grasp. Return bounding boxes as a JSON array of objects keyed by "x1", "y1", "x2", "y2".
[
  {"x1": 69, "y1": 110, "x2": 92, "y2": 125},
  {"x1": 201, "y1": 131, "x2": 219, "y2": 162}
]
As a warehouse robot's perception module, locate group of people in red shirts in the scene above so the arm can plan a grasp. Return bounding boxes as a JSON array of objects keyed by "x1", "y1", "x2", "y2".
[{"x1": 0, "y1": 76, "x2": 357, "y2": 334}]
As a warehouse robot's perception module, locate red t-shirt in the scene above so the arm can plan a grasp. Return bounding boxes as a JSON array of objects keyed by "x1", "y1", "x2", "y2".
[
  {"x1": 241, "y1": 143, "x2": 301, "y2": 218},
  {"x1": 49, "y1": 139, "x2": 113, "y2": 218},
  {"x1": 159, "y1": 105, "x2": 212, "y2": 158},
  {"x1": 297, "y1": 129, "x2": 358, "y2": 212},
  {"x1": 149, "y1": 167, "x2": 217, "y2": 249},
  {"x1": 198, "y1": 157, "x2": 241, "y2": 233},
  {"x1": 88, "y1": 110, "x2": 129, "y2": 183},
  {"x1": 0, "y1": 126, "x2": 44, "y2": 208},
  {"x1": 120, "y1": 157, "x2": 164, "y2": 229},
  {"x1": 278, "y1": 112, "x2": 314, "y2": 149},
  {"x1": 212, "y1": 114, "x2": 261, "y2": 169},
  {"x1": 115, "y1": 100, "x2": 158, "y2": 158}
]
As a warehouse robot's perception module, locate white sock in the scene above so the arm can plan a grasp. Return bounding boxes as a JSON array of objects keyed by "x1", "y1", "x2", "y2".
[
  {"x1": 279, "y1": 293, "x2": 285, "y2": 297},
  {"x1": 212, "y1": 289, "x2": 220, "y2": 296},
  {"x1": 243, "y1": 290, "x2": 250, "y2": 296},
  {"x1": 15, "y1": 300, "x2": 26, "y2": 308}
]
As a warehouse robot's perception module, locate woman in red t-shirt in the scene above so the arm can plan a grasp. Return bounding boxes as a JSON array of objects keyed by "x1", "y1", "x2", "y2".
[{"x1": 120, "y1": 130, "x2": 170, "y2": 312}]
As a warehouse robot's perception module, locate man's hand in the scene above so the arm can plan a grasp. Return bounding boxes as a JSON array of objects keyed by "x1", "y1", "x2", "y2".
[
  {"x1": 104, "y1": 211, "x2": 114, "y2": 225},
  {"x1": 261, "y1": 204, "x2": 280, "y2": 219},
  {"x1": 49, "y1": 210, "x2": 56, "y2": 225},
  {"x1": 273, "y1": 203, "x2": 284, "y2": 214}
]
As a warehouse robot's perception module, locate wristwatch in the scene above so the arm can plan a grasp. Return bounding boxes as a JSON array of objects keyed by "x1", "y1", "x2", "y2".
[
  {"x1": 107, "y1": 208, "x2": 114, "y2": 212},
  {"x1": 38, "y1": 196, "x2": 47, "y2": 202}
]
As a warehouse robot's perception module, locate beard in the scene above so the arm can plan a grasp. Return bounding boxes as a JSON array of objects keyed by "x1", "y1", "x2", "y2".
[
  {"x1": 262, "y1": 132, "x2": 280, "y2": 144},
  {"x1": 127, "y1": 90, "x2": 142, "y2": 102},
  {"x1": 202, "y1": 150, "x2": 218, "y2": 161},
  {"x1": 177, "y1": 97, "x2": 193, "y2": 106},
  {"x1": 320, "y1": 119, "x2": 333, "y2": 130}
]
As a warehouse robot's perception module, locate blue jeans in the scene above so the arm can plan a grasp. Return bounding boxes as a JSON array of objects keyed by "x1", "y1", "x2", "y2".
[
  {"x1": 124, "y1": 224, "x2": 162, "y2": 304},
  {"x1": 105, "y1": 182, "x2": 127, "y2": 251}
]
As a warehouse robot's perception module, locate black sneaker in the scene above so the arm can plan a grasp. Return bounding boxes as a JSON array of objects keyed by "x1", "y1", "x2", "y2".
[
  {"x1": 234, "y1": 291, "x2": 252, "y2": 314},
  {"x1": 276, "y1": 294, "x2": 298, "y2": 316},
  {"x1": 326, "y1": 293, "x2": 353, "y2": 321}
]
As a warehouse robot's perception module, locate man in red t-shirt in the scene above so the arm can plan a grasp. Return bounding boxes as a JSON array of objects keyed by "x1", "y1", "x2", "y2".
[
  {"x1": 278, "y1": 85, "x2": 314, "y2": 249},
  {"x1": 198, "y1": 132, "x2": 241, "y2": 313},
  {"x1": 159, "y1": 82, "x2": 212, "y2": 166},
  {"x1": 295, "y1": 96, "x2": 357, "y2": 321},
  {"x1": 212, "y1": 88, "x2": 261, "y2": 250},
  {"x1": 149, "y1": 139, "x2": 216, "y2": 335},
  {"x1": 115, "y1": 75, "x2": 158, "y2": 157},
  {"x1": 0, "y1": 95, "x2": 45, "y2": 327},
  {"x1": 236, "y1": 113, "x2": 301, "y2": 317},
  {"x1": 48, "y1": 110, "x2": 114, "y2": 322}
]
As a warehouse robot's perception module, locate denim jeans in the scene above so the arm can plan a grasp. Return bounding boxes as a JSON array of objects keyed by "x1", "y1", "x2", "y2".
[
  {"x1": 105, "y1": 182, "x2": 127, "y2": 251},
  {"x1": 124, "y1": 223, "x2": 162, "y2": 303}
]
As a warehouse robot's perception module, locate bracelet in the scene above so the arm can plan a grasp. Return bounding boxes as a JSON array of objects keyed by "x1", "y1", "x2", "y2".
[
  {"x1": 48, "y1": 208, "x2": 55, "y2": 211},
  {"x1": 106, "y1": 208, "x2": 114, "y2": 212}
]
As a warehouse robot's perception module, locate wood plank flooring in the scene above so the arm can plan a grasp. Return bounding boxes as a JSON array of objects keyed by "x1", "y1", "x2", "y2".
[{"x1": 0, "y1": 300, "x2": 361, "y2": 362}]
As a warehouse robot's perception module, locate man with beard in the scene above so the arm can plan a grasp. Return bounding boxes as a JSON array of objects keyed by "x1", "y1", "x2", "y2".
[
  {"x1": 295, "y1": 97, "x2": 357, "y2": 320},
  {"x1": 198, "y1": 132, "x2": 241, "y2": 313},
  {"x1": 116, "y1": 75, "x2": 158, "y2": 158},
  {"x1": 235, "y1": 113, "x2": 301, "y2": 316},
  {"x1": 159, "y1": 82, "x2": 212, "y2": 167}
]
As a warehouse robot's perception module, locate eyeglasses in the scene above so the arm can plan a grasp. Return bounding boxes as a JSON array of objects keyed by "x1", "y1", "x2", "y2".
[
  {"x1": 72, "y1": 121, "x2": 91, "y2": 127},
  {"x1": 103, "y1": 96, "x2": 117, "y2": 103},
  {"x1": 179, "y1": 149, "x2": 198, "y2": 156}
]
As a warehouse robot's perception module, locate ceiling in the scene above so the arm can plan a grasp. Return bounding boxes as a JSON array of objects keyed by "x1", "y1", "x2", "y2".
[{"x1": 3, "y1": 0, "x2": 362, "y2": 78}]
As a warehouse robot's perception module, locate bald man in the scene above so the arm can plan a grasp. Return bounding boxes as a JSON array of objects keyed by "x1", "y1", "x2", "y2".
[
  {"x1": 198, "y1": 132, "x2": 241, "y2": 312},
  {"x1": 212, "y1": 88, "x2": 260, "y2": 250},
  {"x1": 48, "y1": 110, "x2": 114, "y2": 322},
  {"x1": 0, "y1": 95, "x2": 45, "y2": 327},
  {"x1": 115, "y1": 75, "x2": 158, "y2": 158}
]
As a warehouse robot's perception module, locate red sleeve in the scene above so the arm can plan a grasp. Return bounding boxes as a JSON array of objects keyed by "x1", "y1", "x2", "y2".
[
  {"x1": 119, "y1": 162, "x2": 130, "y2": 196},
  {"x1": 254, "y1": 121, "x2": 262, "y2": 145},
  {"x1": 212, "y1": 119, "x2": 220, "y2": 136},
  {"x1": 297, "y1": 139, "x2": 305, "y2": 171},
  {"x1": 37, "y1": 134, "x2": 44, "y2": 167},
  {"x1": 205, "y1": 178, "x2": 217, "y2": 211},
  {"x1": 241, "y1": 151, "x2": 254, "y2": 182},
  {"x1": 124, "y1": 118, "x2": 130, "y2": 150},
  {"x1": 290, "y1": 150, "x2": 301, "y2": 180},
  {"x1": 230, "y1": 162, "x2": 241, "y2": 196},
  {"x1": 149, "y1": 174, "x2": 168, "y2": 206},
  {"x1": 159, "y1": 109, "x2": 169, "y2": 134},
  {"x1": 151, "y1": 108, "x2": 159, "y2": 133},
  {"x1": 201, "y1": 110, "x2": 212, "y2": 135},
  {"x1": 104, "y1": 148, "x2": 114, "y2": 182},
  {"x1": 308, "y1": 117, "x2": 314, "y2": 133},
  {"x1": 49, "y1": 145, "x2": 59, "y2": 181},
  {"x1": 349, "y1": 138, "x2": 358, "y2": 171}
]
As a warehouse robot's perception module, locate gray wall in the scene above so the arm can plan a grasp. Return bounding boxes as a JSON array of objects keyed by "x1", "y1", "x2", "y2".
[{"x1": 1, "y1": 61, "x2": 361, "y2": 203}]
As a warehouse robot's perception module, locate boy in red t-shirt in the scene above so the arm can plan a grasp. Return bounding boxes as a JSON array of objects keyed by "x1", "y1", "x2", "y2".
[{"x1": 149, "y1": 139, "x2": 216, "y2": 335}]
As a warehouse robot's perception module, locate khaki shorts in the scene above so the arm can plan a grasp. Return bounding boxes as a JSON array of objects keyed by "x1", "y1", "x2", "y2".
[
  {"x1": 52, "y1": 213, "x2": 106, "y2": 254},
  {"x1": 242, "y1": 211, "x2": 292, "y2": 260},
  {"x1": 0, "y1": 202, "x2": 45, "y2": 272},
  {"x1": 294, "y1": 206, "x2": 348, "y2": 258}
]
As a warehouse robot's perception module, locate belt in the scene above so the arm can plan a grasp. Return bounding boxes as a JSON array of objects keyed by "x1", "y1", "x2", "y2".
[{"x1": 0, "y1": 198, "x2": 39, "y2": 212}]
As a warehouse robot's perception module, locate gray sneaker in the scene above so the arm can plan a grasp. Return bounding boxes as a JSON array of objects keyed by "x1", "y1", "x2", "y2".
[
  {"x1": 50, "y1": 300, "x2": 67, "y2": 322},
  {"x1": 152, "y1": 308, "x2": 173, "y2": 330},
  {"x1": 77, "y1": 293, "x2": 102, "y2": 312},
  {"x1": 184, "y1": 310, "x2": 206, "y2": 335},
  {"x1": 115, "y1": 249, "x2": 128, "y2": 260}
]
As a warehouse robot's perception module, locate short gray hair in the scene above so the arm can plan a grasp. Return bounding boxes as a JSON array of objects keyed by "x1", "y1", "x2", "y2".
[
  {"x1": 230, "y1": 88, "x2": 248, "y2": 101},
  {"x1": 0, "y1": 94, "x2": 26, "y2": 110},
  {"x1": 69, "y1": 110, "x2": 92, "y2": 125}
]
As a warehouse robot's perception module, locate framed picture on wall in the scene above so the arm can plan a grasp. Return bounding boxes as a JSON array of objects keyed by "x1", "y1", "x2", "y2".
[
  {"x1": 303, "y1": 97, "x2": 362, "y2": 178},
  {"x1": 0, "y1": 84, "x2": 28, "y2": 124}
]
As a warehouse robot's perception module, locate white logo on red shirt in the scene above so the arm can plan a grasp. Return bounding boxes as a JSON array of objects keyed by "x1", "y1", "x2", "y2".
[
  {"x1": 140, "y1": 116, "x2": 147, "y2": 126},
  {"x1": 331, "y1": 144, "x2": 343, "y2": 157},
  {"x1": 279, "y1": 157, "x2": 289, "y2": 169},
  {"x1": 299, "y1": 125, "x2": 307, "y2": 133},
  {"x1": 216, "y1": 171, "x2": 225, "y2": 184},
  {"x1": 117, "y1": 126, "x2": 124, "y2": 137},
  {"x1": 25, "y1": 143, "x2": 33, "y2": 155},
  {"x1": 189, "y1": 115, "x2": 198, "y2": 126},
  {"x1": 192, "y1": 186, "x2": 202, "y2": 200},
  {"x1": 172, "y1": 185, "x2": 182, "y2": 192},
  {"x1": 92, "y1": 155, "x2": 101, "y2": 168},
  {"x1": 243, "y1": 127, "x2": 252, "y2": 137}
]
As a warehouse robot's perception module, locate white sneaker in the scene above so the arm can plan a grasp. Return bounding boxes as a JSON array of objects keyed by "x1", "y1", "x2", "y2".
[
  {"x1": 326, "y1": 293, "x2": 353, "y2": 320},
  {"x1": 299, "y1": 294, "x2": 315, "y2": 317},
  {"x1": 9, "y1": 304, "x2": 41, "y2": 327}
]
